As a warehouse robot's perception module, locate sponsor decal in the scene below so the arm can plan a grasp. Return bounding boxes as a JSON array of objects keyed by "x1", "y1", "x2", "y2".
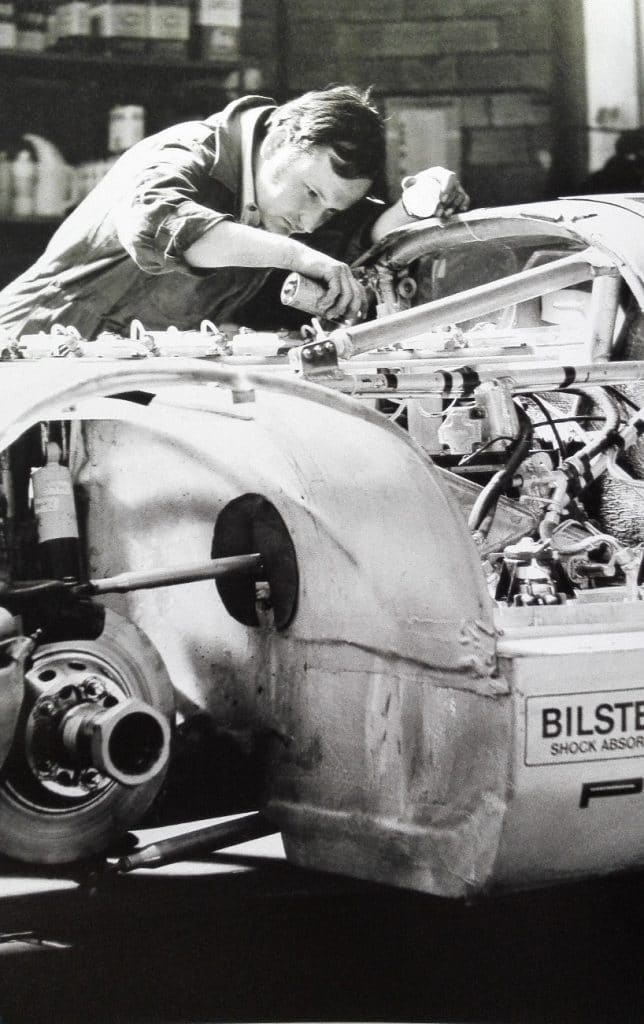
[{"x1": 526, "y1": 688, "x2": 644, "y2": 765}]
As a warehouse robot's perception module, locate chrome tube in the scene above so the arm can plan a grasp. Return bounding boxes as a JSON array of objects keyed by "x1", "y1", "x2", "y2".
[{"x1": 331, "y1": 249, "x2": 613, "y2": 357}]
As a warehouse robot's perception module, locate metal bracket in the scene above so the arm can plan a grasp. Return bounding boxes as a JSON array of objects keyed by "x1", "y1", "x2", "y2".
[{"x1": 289, "y1": 338, "x2": 340, "y2": 378}]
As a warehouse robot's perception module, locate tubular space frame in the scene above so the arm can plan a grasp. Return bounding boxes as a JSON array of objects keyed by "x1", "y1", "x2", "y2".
[{"x1": 330, "y1": 247, "x2": 620, "y2": 358}]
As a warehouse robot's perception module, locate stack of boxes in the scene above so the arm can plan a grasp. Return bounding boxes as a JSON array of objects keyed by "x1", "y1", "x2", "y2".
[{"x1": 0, "y1": 0, "x2": 241, "y2": 58}]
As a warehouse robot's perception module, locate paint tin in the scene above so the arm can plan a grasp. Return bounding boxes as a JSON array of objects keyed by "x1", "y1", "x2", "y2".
[
  {"x1": 108, "y1": 105, "x2": 145, "y2": 155},
  {"x1": 280, "y1": 273, "x2": 329, "y2": 317}
]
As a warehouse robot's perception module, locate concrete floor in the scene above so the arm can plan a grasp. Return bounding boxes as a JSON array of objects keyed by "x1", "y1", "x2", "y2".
[{"x1": 0, "y1": 823, "x2": 643, "y2": 1024}]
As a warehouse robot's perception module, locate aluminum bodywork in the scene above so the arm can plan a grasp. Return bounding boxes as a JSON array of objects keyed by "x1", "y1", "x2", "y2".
[{"x1": 2, "y1": 196, "x2": 644, "y2": 894}]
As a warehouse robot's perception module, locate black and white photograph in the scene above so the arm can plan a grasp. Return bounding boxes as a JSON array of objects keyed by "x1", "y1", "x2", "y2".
[{"x1": 1, "y1": 2, "x2": 644, "y2": 1022}]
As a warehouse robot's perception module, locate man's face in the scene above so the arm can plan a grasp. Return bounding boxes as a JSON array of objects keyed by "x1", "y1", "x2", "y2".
[{"x1": 254, "y1": 136, "x2": 372, "y2": 236}]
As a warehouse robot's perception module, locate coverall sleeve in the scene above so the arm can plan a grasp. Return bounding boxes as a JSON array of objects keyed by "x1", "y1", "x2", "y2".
[{"x1": 112, "y1": 138, "x2": 234, "y2": 276}]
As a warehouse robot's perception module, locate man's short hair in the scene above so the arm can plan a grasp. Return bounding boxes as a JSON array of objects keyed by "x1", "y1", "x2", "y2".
[{"x1": 267, "y1": 85, "x2": 385, "y2": 182}]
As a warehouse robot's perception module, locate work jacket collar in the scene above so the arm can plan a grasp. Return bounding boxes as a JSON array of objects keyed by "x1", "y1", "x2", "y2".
[{"x1": 206, "y1": 95, "x2": 275, "y2": 225}]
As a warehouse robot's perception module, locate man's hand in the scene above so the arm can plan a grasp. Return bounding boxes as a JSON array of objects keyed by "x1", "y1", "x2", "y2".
[
  {"x1": 401, "y1": 166, "x2": 470, "y2": 220},
  {"x1": 298, "y1": 254, "x2": 368, "y2": 323},
  {"x1": 185, "y1": 222, "x2": 367, "y2": 322}
]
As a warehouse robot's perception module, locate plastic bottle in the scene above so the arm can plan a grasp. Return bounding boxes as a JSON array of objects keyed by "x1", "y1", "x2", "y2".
[
  {"x1": 11, "y1": 149, "x2": 37, "y2": 218},
  {"x1": 22, "y1": 134, "x2": 70, "y2": 216}
]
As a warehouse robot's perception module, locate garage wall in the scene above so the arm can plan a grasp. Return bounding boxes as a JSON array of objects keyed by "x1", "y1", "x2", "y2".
[
  {"x1": 241, "y1": 0, "x2": 282, "y2": 92},
  {"x1": 243, "y1": 0, "x2": 557, "y2": 208}
]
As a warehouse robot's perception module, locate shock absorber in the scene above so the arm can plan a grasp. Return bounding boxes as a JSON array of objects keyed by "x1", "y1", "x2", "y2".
[{"x1": 31, "y1": 440, "x2": 82, "y2": 580}]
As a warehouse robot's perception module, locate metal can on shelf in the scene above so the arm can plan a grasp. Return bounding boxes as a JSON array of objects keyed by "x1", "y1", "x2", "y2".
[
  {"x1": 15, "y1": 0, "x2": 49, "y2": 51},
  {"x1": 0, "y1": 1, "x2": 17, "y2": 50},
  {"x1": 89, "y1": 0, "x2": 148, "y2": 54},
  {"x1": 192, "y1": 0, "x2": 239, "y2": 60},
  {"x1": 108, "y1": 104, "x2": 146, "y2": 155},
  {"x1": 51, "y1": 1, "x2": 92, "y2": 50},
  {"x1": 147, "y1": 0, "x2": 189, "y2": 57}
]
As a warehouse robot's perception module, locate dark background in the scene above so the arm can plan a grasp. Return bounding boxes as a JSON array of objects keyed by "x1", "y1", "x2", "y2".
[{"x1": 1, "y1": 835, "x2": 643, "y2": 1024}]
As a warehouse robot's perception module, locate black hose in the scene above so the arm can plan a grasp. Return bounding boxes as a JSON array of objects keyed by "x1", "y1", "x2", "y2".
[
  {"x1": 568, "y1": 387, "x2": 620, "y2": 463},
  {"x1": 605, "y1": 384, "x2": 641, "y2": 412},
  {"x1": 520, "y1": 392, "x2": 565, "y2": 461},
  {"x1": 467, "y1": 404, "x2": 534, "y2": 536}
]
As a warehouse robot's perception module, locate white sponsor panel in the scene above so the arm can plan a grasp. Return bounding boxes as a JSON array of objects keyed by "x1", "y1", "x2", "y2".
[{"x1": 526, "y1": 688, "x2": 644, "y2": 765}]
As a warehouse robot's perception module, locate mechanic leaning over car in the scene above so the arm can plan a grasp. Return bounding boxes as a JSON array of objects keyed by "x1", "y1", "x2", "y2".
[{"x1": 0, "y1": 86, "x2": 469, "y2": 340}]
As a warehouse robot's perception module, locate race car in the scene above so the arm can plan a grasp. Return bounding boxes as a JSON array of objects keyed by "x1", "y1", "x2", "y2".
[{"x1": 1, "y1": 194, "x2": 644, "y2": 898}]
